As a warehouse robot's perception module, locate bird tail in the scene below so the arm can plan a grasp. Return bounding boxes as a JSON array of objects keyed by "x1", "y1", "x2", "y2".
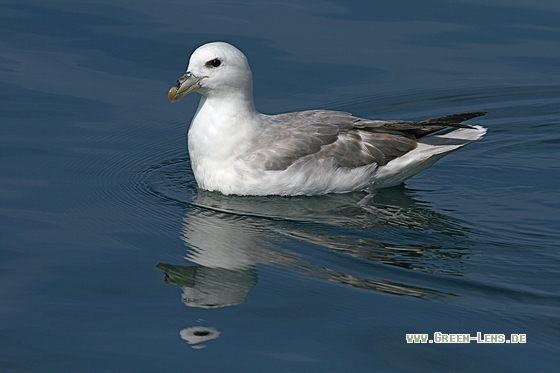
[
  {"x1": 371, "y1": 125, "x2": 487, "y2": 188},
  {"x1": 405, "y1": 111, "x2": 487, "y2": 137}
]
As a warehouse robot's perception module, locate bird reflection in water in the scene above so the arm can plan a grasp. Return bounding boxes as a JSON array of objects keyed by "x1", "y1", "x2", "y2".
[{"x1": 157, "y1": 186, "x2": 471, "y2": 346}]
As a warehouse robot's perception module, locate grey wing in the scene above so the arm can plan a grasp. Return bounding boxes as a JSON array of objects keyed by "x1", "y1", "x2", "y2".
[
  {"x1": 245, "y1": 110, "x2": 418, "y2": 171},
  {"x1": 245, "y1": 110, "x2": 486, "y2": 171}
]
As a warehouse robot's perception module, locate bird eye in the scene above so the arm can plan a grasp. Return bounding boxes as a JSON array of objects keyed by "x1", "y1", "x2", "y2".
[{"x1": 206, "y1": 58, "x2": 221, "y2": 68}]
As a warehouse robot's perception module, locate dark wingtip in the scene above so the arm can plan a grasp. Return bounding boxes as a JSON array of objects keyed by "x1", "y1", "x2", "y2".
[
  {"x1": 462, "y1": 111, "x2": 488, "y2": 120},
  {"x1": 422, "y1": 111, "x2": 487, "y2": 126}
]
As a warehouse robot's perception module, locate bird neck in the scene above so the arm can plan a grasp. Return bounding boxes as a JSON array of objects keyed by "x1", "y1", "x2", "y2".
[
  {"x1": 188, "y1": 94, "x2": 258, "y2": 167},
  {"x1": 198, "y1": 90, "x2": 256, "y2": 118}
]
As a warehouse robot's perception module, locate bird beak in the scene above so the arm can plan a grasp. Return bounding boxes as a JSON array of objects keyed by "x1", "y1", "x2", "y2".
[{"x1": 167, "y1": 72, "x2": 200, "y2": 103}]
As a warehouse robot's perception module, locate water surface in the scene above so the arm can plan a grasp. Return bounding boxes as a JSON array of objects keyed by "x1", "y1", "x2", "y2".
[{"x1": 1, "y1": 1, "x2": 560, "y2": 372}]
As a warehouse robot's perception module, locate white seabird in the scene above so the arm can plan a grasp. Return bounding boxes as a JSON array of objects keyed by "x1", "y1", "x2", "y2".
[{"x1": 168, "y1": 42, "x2": 486, "y2": 196}]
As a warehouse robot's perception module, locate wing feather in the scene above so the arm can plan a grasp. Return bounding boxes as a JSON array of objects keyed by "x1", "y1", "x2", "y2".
[{"x1": 244, "y1": 110, "x2": 485, "y2": 171}]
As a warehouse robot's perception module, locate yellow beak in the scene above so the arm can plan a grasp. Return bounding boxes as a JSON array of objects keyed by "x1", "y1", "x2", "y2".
[{"x1": 167, "y1": 72, "x2": 200, "y2": 103}]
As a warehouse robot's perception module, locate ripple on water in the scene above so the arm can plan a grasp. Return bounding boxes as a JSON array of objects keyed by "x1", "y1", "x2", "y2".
[{"x1": 57, "y1": 114, "x2": 192, "y2": 238}]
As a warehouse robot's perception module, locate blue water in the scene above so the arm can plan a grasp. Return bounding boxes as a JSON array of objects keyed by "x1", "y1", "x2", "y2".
[{"x1": 2, "y1": 1, "x2": 560, "y2": 372}]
